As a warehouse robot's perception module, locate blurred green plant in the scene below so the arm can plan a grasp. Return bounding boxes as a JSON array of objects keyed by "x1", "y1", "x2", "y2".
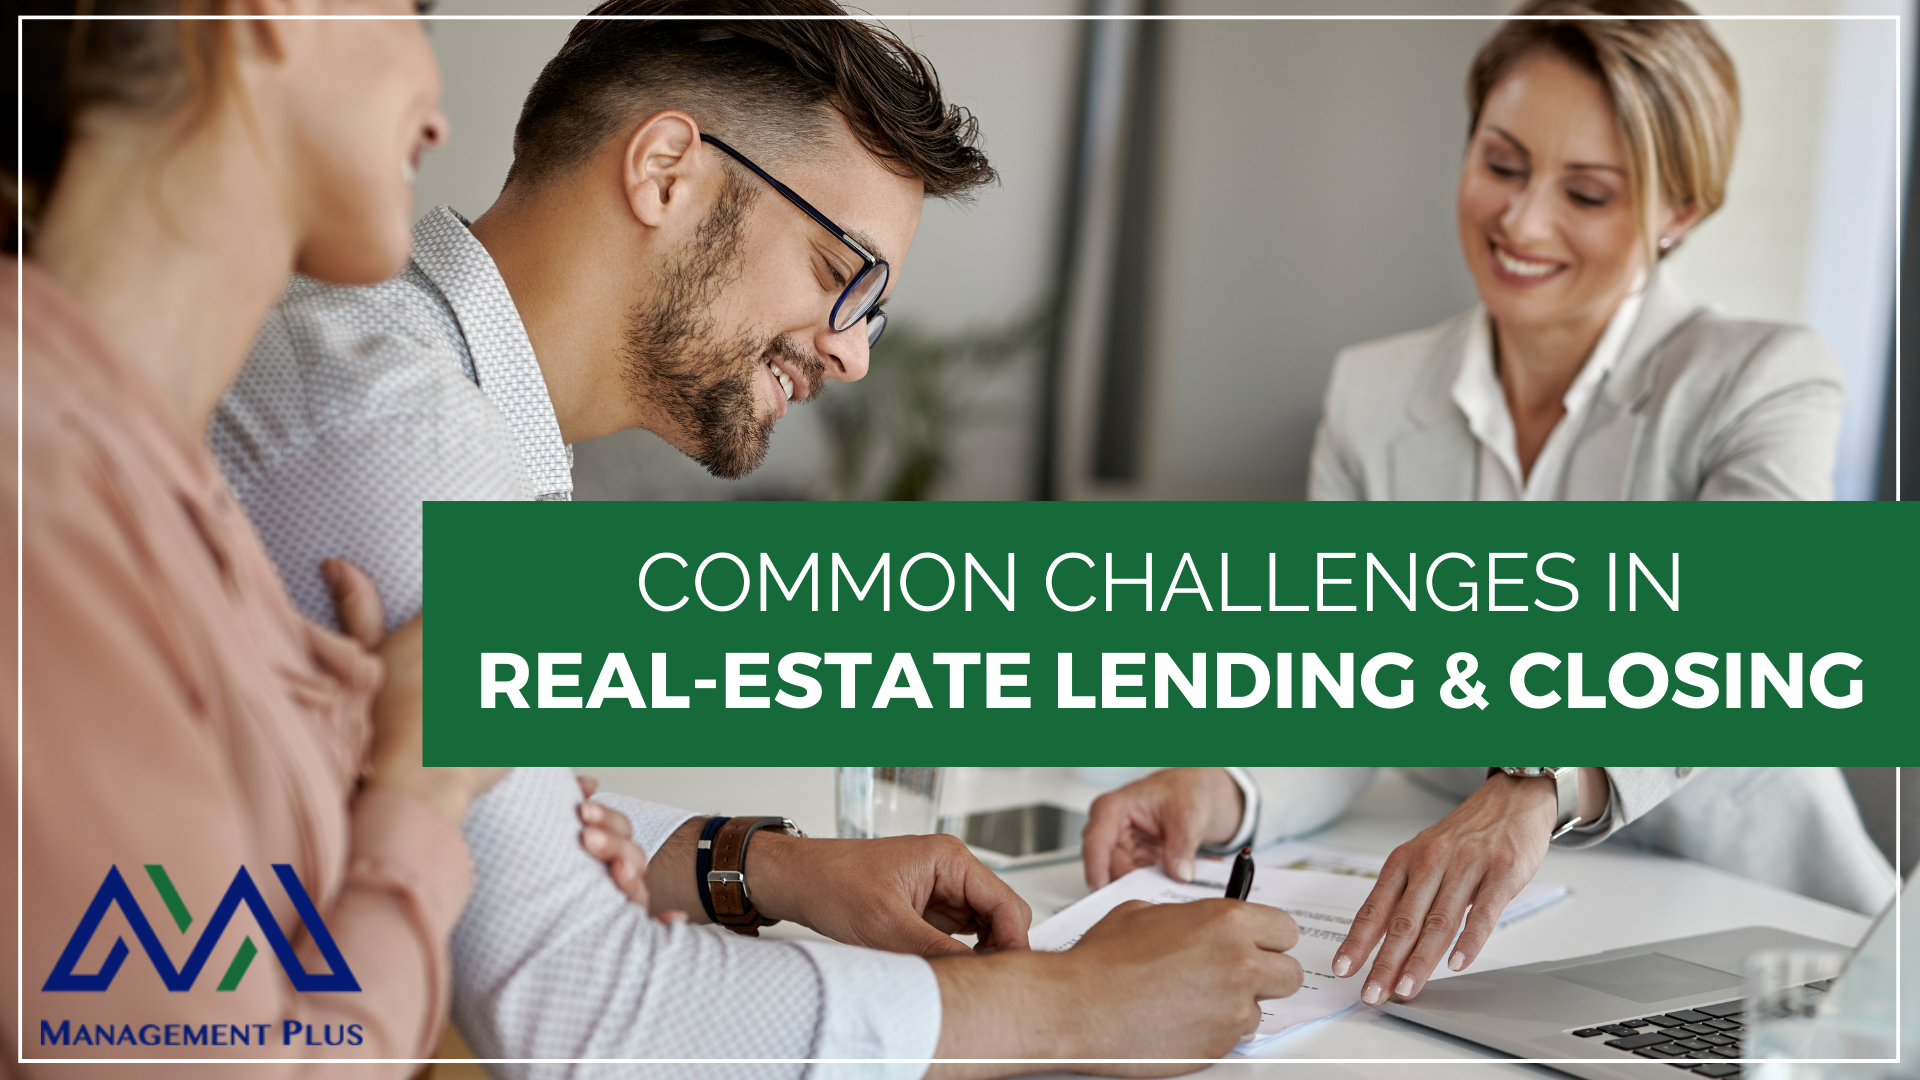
[{"x1": 823, "y1": 301, "x2": 1055, "y2": 501}]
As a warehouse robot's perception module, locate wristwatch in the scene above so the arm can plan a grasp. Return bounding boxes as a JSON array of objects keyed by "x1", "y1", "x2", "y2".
[
  {"x1": 1492, "y1": 768, "x2": 1585, "y2": 839},
  {"x1": 696, "y1": 815, "x2": 805, "y2": 936}
]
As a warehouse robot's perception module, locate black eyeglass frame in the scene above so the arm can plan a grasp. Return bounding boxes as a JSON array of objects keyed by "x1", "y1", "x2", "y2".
[{"x1": 700, "y1": 133, "x2": 888, "y2": 346}]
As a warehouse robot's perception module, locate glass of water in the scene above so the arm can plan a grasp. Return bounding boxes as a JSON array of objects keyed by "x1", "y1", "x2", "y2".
[
  {"x1": 835, "y1": 767, "x2": 944, "y2": 838},
  {"x1": 1743, "y1": 947, "x2": 1850, "y2": 1080}
]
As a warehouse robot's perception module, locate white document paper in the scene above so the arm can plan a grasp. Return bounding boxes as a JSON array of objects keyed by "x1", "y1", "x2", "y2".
[{"x1": 1028, "y1": 840, "x2": 1568, "y2": 1054}]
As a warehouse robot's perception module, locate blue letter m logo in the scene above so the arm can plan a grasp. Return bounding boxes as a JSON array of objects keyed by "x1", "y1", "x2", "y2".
[{"x1": 43, "y1": 865, "x2": 359, "y2": 992}]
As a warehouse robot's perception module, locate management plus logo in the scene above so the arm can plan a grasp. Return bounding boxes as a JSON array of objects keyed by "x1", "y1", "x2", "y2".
[{"x1": 44, "y1": 864, "x2": 359, "y2": 993}]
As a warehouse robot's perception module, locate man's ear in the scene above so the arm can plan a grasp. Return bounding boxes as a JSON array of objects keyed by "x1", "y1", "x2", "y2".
[{"x1": 623, "y1": 110, "x2": 703, "y2": 230}]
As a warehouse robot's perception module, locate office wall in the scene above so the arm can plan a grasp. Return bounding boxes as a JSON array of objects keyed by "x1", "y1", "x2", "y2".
[
  {"x1": 1658, "y1": 8, "x2": 1831, "y2": 326},
  {"x1": 1135, "y1": 12, "x2": 1490, "y2": 501},
  {"x1": 410, "y1": 15, "x2": 568, "y2": 220},
  {"x1": 414, "y1": 4, "x2": 1081, "y2": 501}
]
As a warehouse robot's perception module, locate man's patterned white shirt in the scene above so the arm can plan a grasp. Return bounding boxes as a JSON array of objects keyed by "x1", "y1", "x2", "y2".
[
  {"x1": 211, "y1": 206, "x2": 572, "y2": 632},
  {"x1": 208, "y1": 208, "x2": 941, "y2": 1075}
]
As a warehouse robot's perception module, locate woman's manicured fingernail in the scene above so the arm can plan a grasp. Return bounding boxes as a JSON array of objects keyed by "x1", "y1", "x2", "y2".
[
  {"x1": 1174, "y1": 858, "x2": 1195, "y2": 883},
  {"x1": 1362, "y1": 982, "x2": 1382, "y2": 1005},
  {"x1": 1333, "y1": 955, "x2": 1352, "y2": 978},
  {"x1": 583, "y1": 829, "x2": 605, "y2": 851},
  {"x1": 581, "y1": 802, "x2": 600, "y2": 821},
  {"x1": 1449, "y1": 951, "x2": 1467, "y2": 971},
  {"x1": 1395, "y1": 975, "x2": 1415, "y2": 998}
]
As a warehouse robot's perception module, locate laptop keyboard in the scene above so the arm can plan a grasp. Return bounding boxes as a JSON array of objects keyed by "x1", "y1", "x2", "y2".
[{"x1": 1565, "y1": 981, "x2": 1834, "y2": 1078}]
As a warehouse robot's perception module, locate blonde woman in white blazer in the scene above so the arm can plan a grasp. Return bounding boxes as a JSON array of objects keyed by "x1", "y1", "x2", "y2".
[{"x1": 1310, "y1": 0, "x2": 1844, "y2": 501}]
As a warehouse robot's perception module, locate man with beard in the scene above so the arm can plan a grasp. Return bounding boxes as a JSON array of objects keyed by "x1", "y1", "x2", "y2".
[{"x1": 210, "y1": 0, "x2": 1307, "y2": 1073}]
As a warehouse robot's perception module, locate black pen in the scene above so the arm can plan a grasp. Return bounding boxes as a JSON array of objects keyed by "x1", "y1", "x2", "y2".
[{"x1": 1225, "y1": 845, "x2": 1255, "y2": 900}]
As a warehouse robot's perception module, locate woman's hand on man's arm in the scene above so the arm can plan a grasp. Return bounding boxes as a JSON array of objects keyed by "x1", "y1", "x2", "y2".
[
  {"x1": 574, "y1": 776, "x2": 681, "y2": 918},
  {"x1": 325, "y1": 558, "x2": 506, "y2": 824}
]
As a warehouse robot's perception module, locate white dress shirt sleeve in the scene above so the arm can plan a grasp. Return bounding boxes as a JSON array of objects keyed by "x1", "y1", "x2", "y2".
[
  {"x1": 209, "y1": 286, "x2": 532, "y2": 632},
  {"x1": 1198, "y1": 767, "x2": 1262, "y2": 854},
  {"x1": 453, "y1": 767, "x2": 940, "y2": 1079},
  {"x1": 1243, "y1": 768, "x2": 1379, "y2": 844},
  {"x1": 588, "y1": 792, "x2": 697, "y2": 857}
]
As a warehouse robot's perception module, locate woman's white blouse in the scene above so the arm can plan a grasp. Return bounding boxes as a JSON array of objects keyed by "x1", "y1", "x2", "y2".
[{"x1": 1455, "y1": 289, "x2": 1646, "y2": 500}]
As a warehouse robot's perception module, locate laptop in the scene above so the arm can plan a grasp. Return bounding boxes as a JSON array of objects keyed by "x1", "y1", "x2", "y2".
[{"x1": 1377, "y1": 924, "x2": 1859, "y2": 1079}]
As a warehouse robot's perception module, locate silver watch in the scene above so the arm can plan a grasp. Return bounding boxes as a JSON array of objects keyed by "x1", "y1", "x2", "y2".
[{"x1": 1494, "y1": 767, "x2": 1585, "y2": 839}]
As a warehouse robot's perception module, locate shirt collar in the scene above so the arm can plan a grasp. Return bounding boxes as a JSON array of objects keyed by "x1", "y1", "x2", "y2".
[
  {"x1": 1565, "y1": 281, "x2": 1646, "y2": 418},
  {"x1": 1450, "y1": 277, "x2": 1648, "y2": 496},
  {"x1": 408, "y1": 206, "x2": 572, "y2": 500},
  {"x1": 1451, "y1": 311, "x2": 1524, "y2": 491}
]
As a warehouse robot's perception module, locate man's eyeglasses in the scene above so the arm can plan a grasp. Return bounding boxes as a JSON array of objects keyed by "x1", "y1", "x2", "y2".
[{"x1": 701, "y1": 133, "x2": 888, "y2": 348}]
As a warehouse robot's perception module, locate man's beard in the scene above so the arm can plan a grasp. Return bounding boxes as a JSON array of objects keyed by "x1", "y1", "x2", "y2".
[{"x1": 621, "y1": 174, "x2": 830, "y2": 480}]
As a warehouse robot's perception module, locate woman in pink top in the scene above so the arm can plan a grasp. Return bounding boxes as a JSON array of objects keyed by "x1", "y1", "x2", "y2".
[{"x1": 12, "y1": 1, "x2": 503, "y2": 1069}]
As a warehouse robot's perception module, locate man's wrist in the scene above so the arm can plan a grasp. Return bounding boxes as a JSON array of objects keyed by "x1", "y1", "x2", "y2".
[
  {"x1": 647, "y1": 817, "x2": 708, "y2": 918},
  {"x1": 740, "y1": 828, "x2": 807, "y2": 925},
  {"x1": 929, "y1": 947, "x2": 1077, "y2": 1071}
]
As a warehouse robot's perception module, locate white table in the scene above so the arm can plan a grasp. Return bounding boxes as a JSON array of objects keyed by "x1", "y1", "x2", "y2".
[{"x1": 580, "y1": 766, "x2": 1875, "y2": 1077}]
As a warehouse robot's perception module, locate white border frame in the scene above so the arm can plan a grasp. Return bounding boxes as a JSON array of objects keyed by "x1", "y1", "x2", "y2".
[{"x1": 12, "y1": 9, "x2": 1906, "y2": 1070}]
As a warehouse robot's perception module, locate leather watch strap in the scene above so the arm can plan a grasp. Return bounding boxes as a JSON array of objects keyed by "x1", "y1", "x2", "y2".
[
  {"x1": 705, "y1": 815, "x2": 798, "y2": 936},
  {"x1": 694, "y1": 816, "x2": 730, "y2": 924}
]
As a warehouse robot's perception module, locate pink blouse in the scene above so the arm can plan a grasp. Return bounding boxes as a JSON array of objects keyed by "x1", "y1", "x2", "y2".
[{"x1": 10, "y1": 259, "x2": 470, "y2": 1073}]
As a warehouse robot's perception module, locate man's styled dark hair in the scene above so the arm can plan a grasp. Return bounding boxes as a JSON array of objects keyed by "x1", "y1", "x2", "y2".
[{"x1": 504, "y1": 0, "x2": 995, "y2": 200}]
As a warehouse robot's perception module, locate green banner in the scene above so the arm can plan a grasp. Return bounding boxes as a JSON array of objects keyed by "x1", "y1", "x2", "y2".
[{"x1": 423, "y1": 501, "x2": 1916, "y2": 764}]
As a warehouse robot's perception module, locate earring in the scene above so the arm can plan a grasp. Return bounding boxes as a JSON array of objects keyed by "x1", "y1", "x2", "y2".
[{"x1": 1658, "y1": 236, "x2": 1675, "y2": 251}]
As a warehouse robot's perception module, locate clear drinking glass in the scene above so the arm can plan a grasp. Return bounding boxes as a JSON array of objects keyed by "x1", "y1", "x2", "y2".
[
  {"x1": 835, "y1": 767, "x2": 944, "y2": 839},
  {"x1": 1743, "y1": 947, "x2": 1850, "y2": 1080}
]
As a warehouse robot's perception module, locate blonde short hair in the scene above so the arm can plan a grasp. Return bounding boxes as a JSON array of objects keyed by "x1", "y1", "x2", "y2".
[{"x1": 1467, "y1": 0, "x2": 1740, "y2": 261}]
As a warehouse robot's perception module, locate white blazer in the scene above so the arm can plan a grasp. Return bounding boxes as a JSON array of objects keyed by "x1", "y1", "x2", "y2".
[{"x1": 1307, "y1": 277, "x2": 1846, "y2": 500}]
